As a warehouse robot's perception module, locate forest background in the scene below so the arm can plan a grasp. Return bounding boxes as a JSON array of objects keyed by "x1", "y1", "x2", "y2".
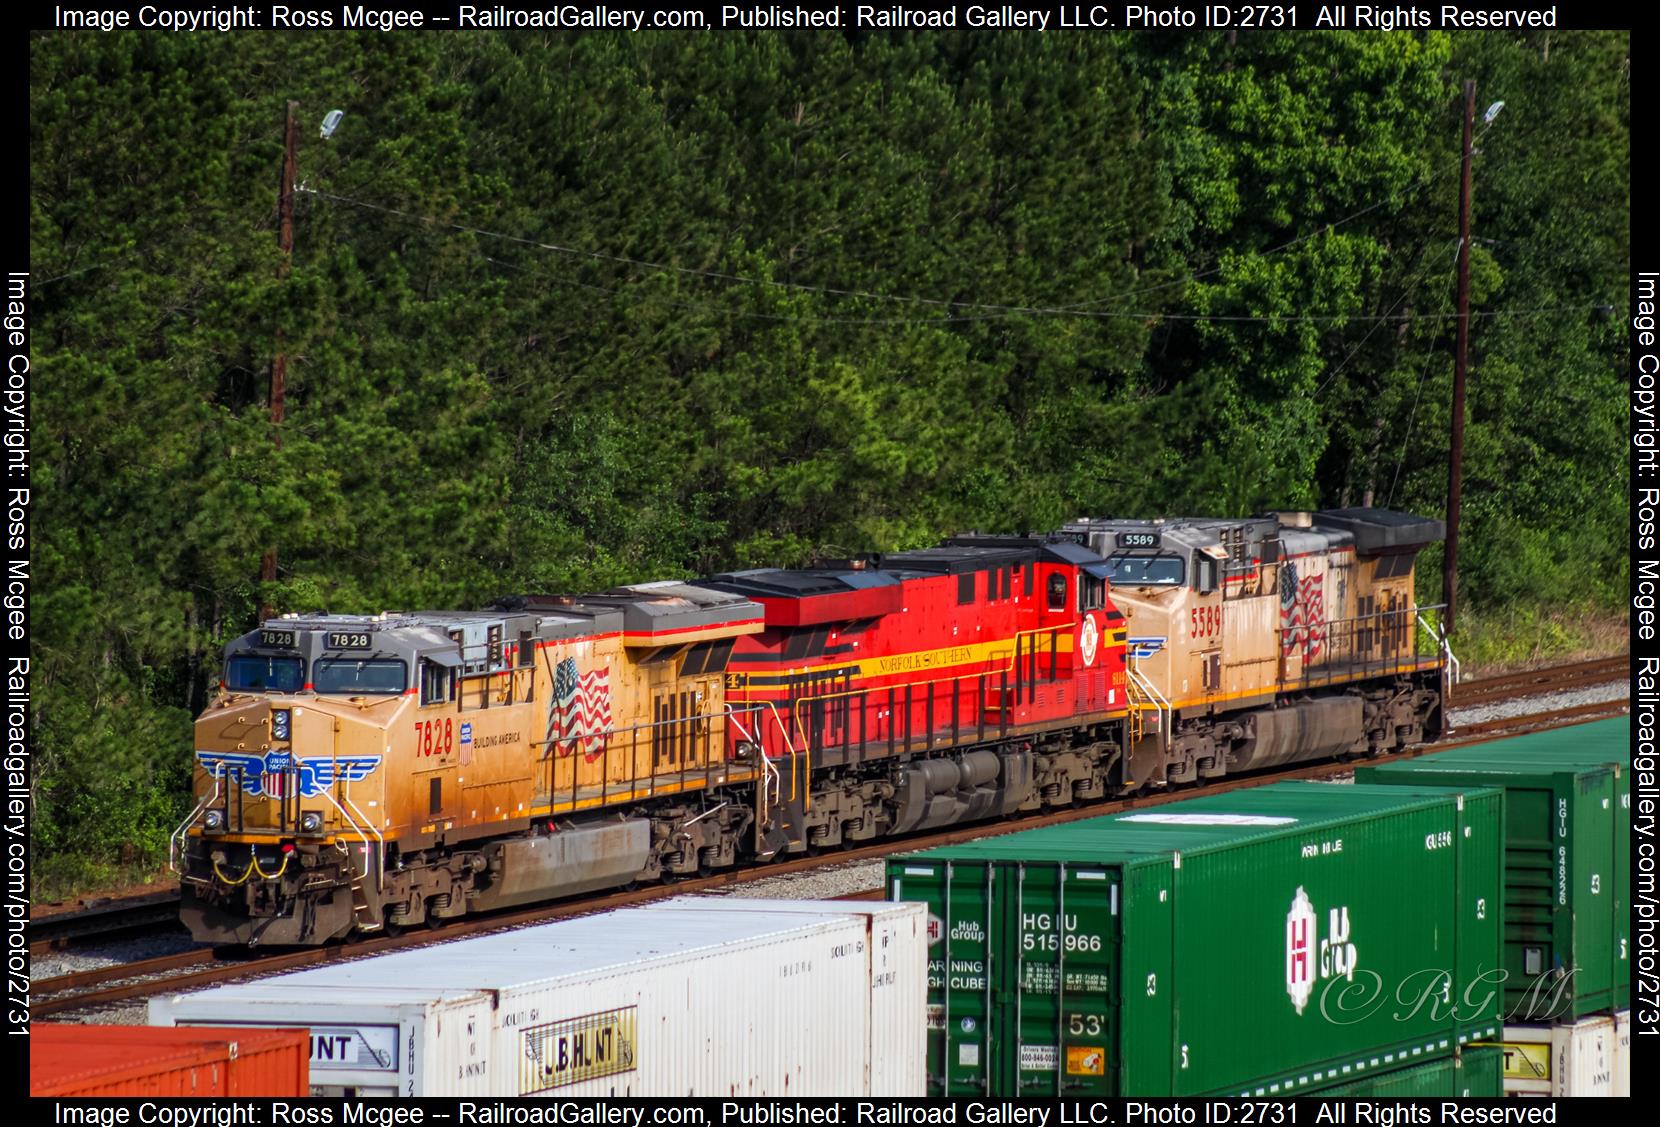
[{"x1": 29, "y1": 28, "x2": 1629, "y2": 893}]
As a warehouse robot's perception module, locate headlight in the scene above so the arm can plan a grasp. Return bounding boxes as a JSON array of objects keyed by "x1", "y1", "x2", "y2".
[
  {"x1": 271, "y1": 709, "x2": 292, "y2": 741},
  {"x1": 204, "y1": 809, "x2": 225, "y2": 831},
  {"x1": 300, "y1": 811, "x2": 323, "y2": 833}
]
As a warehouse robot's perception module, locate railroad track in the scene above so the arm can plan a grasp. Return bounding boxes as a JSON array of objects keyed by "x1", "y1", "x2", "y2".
[
  {"x1": 29, "y1": 892, "x2": 186, "y2": 956},
  {"x1": 34, "y1": 694, "x2": 1628, "y2": 1017},
  {"x1": 33, "y1": 655, "x2": 1629, "y2": 961},
  {"x1": 32, "y1": 653, "x2": 1626, "y2": 1015},
  {"x1": 1450, "y1": 654, "x2": 1627, "y2": 709}
]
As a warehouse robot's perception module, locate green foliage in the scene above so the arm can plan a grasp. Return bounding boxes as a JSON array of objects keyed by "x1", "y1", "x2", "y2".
[{"x1": 28, "y1": 30, "x2": 1628, "y2": 889}]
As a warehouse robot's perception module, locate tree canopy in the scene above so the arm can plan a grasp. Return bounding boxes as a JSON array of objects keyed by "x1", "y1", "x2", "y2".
[{"x1": 28, "y1": 29, "x2": 1630, "y2": 887}]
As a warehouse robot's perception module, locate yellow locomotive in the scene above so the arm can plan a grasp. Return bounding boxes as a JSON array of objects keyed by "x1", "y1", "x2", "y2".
[
  {"x1": 174, "y1": 508, "x2": 1450, "y2": 945},
  {"x1": 1057, "y1": 508, "x2": 1447, "y2": 787},
  {"x1": 176, "y1": 584, "x2": 772, "y2": 944}
]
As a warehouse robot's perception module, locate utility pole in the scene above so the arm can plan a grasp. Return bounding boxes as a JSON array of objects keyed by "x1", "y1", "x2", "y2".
[
  {"x1": 259, "y1": 100, "x2": 298, "y2": 622},
  {"x1": 1442, "y1": 80, "x2": 1475, "y2": 636}
]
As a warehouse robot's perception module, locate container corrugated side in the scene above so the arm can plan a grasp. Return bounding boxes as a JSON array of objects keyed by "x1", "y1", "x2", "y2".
[
  {"x1": 1501, "y1": 1015, "x2": 1615, "y2": 1096},
  {"x1": 32, "y1": 1025, "x2": 309, "y2": 1097},
  {"x1": 1360, "y1": 742, "x2": 1622, "y2": 1019},
  {"x1": 886, "y1": 781, "x2": 1504, "y2": 1098},
  {"x1": 155, "y1": 907, "x2": 892, "y2": 1096},
  {"x1": 1613, "y1": 1010, "x2": 1630, "y2": 1097},
  {"x1": 1310, "y1": 1046, "x2": 1500, "y2": 1097},
  {"x1": 645, "y1": 896, "x2": 926, "y2": 1095},
  {"x1": 153, "y1": 987, "x2": 494, "y2": 1097}
]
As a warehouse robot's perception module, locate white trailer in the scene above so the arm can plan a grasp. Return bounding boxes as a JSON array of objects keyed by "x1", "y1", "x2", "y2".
[
  {"x1": 646, "y1": 897, "x2": 926, "y2": 1096},
  {"x1": 151, "y1": 900, "x2": 923, "y2": 1097}
]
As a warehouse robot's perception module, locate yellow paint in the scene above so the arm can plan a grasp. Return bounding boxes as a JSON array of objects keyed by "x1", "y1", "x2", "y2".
[
  {"x1": 1498, "y1": 1040, "x2": 1551, "y2": 1081},
  {"x1": 1160, "y1": 658, "x2": 1437, "y2": 713},
  {"x1": 1067, "y1": 1046, "x2": 1107, "y2": 1076},
  {"x1": 730, "y1": 626, "x2": 1095, "y2": 687}
]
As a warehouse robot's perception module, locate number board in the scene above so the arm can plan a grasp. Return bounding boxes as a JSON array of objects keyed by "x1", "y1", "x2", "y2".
[
  {"x1": 259, "y1": 630, "x2": 296, "y2": 648},
  {"x1": 326, "y1": 631, "x2": 372, "y2": 650},
  {"x1": 1118, "y1": 531, "x2": 1161, "y2": 549}
]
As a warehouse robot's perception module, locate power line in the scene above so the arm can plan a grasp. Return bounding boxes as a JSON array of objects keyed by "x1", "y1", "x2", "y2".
[
  {"x1": 303, "y1": 186, "x2": 1600, "y2": 327},
  {"x1": 1313, "y1": 235, "x2": 1464, "y2": 400}
]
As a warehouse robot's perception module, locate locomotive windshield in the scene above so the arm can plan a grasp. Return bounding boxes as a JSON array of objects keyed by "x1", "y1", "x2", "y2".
[
  {"x1": 226, "y1": 654, "x2": 304, "y2": 693},
  {"x1": 314, "y1": 657, "x2": 407, "y2": 694},
  {"x1": 1104, "y1": 552, "x2": 1185, "y2": 587}
]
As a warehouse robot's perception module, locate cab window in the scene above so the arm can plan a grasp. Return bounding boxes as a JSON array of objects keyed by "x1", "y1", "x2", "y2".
[
  {"x1": 226, "y1": 654, "x2": 303, "y2": 693},
  {"x1": 1106, "y1": 553, "x2": 1185, "y2": 587},
  {"x1": 1080, "y1": 575, "x2": 1106, "y2": 611},
  {"x1": 419, "y1": 659, "x2": 455, "y2": 705},
  {"x1": 315, "y1": 658, "x2": 406, "y2": 695},
  {"x1": 1046, "y1": 574, "x2": 1068, "y2": 611}
]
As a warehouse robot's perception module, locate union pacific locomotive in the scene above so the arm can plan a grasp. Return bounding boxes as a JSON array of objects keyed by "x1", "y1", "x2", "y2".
[{"x1": 174, "y1": 508, "x2": 1450, "y2": 944}]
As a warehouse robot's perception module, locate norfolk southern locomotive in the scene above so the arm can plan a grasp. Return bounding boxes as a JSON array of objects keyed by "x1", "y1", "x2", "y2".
[{"x1": 175, "y1": 508, "x2": 1448, "y2": 944}]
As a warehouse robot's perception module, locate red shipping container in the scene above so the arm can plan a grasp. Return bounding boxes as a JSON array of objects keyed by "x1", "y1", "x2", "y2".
[{"x1": 31, "y1": 1024, "x2": 309, "y2": 1097}]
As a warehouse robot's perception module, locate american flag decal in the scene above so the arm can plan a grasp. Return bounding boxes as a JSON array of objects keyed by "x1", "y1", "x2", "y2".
[
  {"x1": 1279, "y1": 564, "x2": 1327, "y2": 659},
  {"x1": 549, "y1": 657, "x2": 612, "y2": 761}
]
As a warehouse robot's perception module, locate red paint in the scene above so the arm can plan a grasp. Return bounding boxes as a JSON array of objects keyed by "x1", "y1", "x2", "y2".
[
  {"x1": 31, "y1": 1026, "x2": 309, "y2": 1097},
  {"x1": 726, "y1": 557, "x2": 1128, "y2": 762}
]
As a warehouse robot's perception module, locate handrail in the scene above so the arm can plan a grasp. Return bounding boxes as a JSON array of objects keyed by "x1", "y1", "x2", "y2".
[
  {"x1": 1124, "y1": 651, "x2": 1170, "y2": 747},
  {"x1": 317, "y1": 774, "x2": 385, "y2": 893},
  {"x1": 168, "y1": 779, "x2": 219, "y2": 875},
  {"x1": 723, "y1": 622, "x2": 1079, "y2": 712},
  {"x1": 725, "y1": 704, "x2": 780, "y2": 830},
  {"x1": 533, "y1": 701, "x2": 773, "y2": 754},
  {"x1": 1416, "y1": 608, "x2": 1460, "y2": 687}
]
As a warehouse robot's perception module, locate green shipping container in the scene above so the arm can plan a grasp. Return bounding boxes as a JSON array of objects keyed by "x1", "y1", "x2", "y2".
[
  {"x1": 1358, "y1": 718, "x2": 1629, "y2": 1019},
  {"x1": 886, "y1": 782, "x2": 1504, "y2": 1097},
  {"x1": 1311, "y1": 1046, "x2": 1503, "y2": 1097},
  {"x1": 1503, "y1": 718, "x2": 1631, "y2": 1014}
]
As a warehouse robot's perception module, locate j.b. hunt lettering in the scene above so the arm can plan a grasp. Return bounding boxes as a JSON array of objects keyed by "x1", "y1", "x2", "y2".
[
  {"x1": 1285, "y1": 886, "x2": 1357, "y2": 1014},
  {"x1": 519, "y1": 1007, "x2": 636, "y2": 1093}
]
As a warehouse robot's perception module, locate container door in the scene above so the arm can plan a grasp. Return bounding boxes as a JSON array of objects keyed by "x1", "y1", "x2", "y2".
[
  {"x1": 1115, "y1": 859, "x2": 1175, "y2": 1095},
  {"x1": 1503, "y1": 783, "x2": 1558, "y2": 1021},
  {"x1": 1454, "y1": 789, "x2": 1505, "y2": 1045},
  {"x1": 887, "y1": 858, "x2": 996, "y2": 1095},
  {"x1": 1563, "y1": 769, "x2": 1618, "y2": 1017},
  {"x1": 1003, "y1": 862, "x2": 1120, "y2": 1096},
  {"x1": 1611, "y1": 766, "x2": 1631, "y2": 1010}
]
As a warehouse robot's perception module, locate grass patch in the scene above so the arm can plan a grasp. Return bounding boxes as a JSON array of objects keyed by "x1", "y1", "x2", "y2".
[
  {"x1": 1452, "y1": 602, "x2": 1629, "y2": 677},
  {"x1": 33, "y1": 855, "x2": 172, "y2": 906}
]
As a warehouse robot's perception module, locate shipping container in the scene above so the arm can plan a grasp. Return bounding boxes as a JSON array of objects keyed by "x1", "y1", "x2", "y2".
[
  {"x1": 886, "y1": 781, "x2": 1504, "y2": 1097},
  {"x1": 1311, "y1": 1046, "x2": 1502, "y2": 1097},
  {"x1": 1498, "y1": 718, "x2": 1631, "y2": 1013},
  {"x1": 1613, "y1": 1010, "x2": 1630, "y2": 1097},
  {"x1": 31, "y1": 1024, "x2": 309, "y2": 1098},
  {"x1": 1360, "y1": 717, "x2": 1629, "y2": 1017},
  {"x1": 645, "y1": 897, "x2": 925, "y2": 1095},
  {"x1": 152, "y1": 898, "x2": 923, "y2": 1096},
  {"x1": 1501, "y1": 1015, "x2": 1615, "y2": 1096}
]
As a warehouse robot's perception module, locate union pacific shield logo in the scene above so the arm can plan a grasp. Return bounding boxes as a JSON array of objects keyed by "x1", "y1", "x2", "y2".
[
  {"x1": 1286, "y1": 886, "x2": 1317, "y2": 1014},
  {"x1": 196, "y1": 750, "x2": 382, "y2": 798}
]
